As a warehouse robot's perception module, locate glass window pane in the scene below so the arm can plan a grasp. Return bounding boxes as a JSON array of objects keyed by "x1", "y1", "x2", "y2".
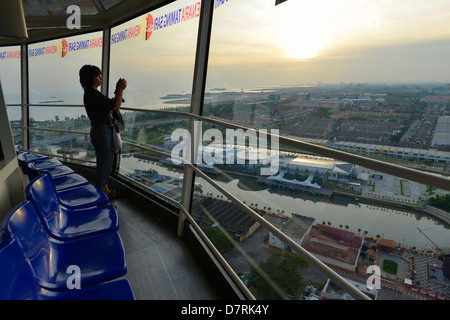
[
  {"x1": 0, "y1": 45, "x2": 21, "y2": 105},
  {"x1": 28, "y1": 32, "x2": 102, "y2": 161},
  {"x1": 109, "y1": 0, "x2": 200, "y2": 109},
  {"x1": 28, "y1": 31, "x2": 102, "y2": 106},
  {"x1": 0, "y1": 45, "x2": 22, "y2": 146},
  {"x1": 190, "y1": 118, "x2": 450, "y2": 299},
  {"x1": 206, "y1": 0, "x2": 450, "y2": 152},
  {"x1": 120, "y1": 110, "x2": 189, "y2": 206}
]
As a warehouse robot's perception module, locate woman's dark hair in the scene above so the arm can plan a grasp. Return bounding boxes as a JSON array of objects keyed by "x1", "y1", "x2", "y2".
[{"x1": 79, "y1": 65, "x2": 101, "y2": 90}]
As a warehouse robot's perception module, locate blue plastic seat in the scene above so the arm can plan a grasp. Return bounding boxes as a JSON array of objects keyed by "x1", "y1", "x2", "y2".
[
  {"x1": 17, "y1": 152, "x2": 49, "y2": 177},
  {"x1": 28, "y1": 158, "x2": 63, "y2": 169},
  {"x1": 7, "y1": 201, "x2": 128, "y2": 291},
  {"x1": 27, "y1": 174, "x2": 108, "y2": 210},
  {"x1": 50, "y1": 173, "x2": 90, "y2": 191},
  {"x1": 17, "y1": 151, "x2": 49, "y2": 164},
  {"x1": 28, "y1": 162, "x2": 74, "y2": 180},
  {"x1": 26, "y1": 161, "x2": 89, "y2": 191},
  {"x1": 28, "y1": 158, "x2": 64, "y2": 170},
  {"x1": 57, "y1": 183, "x2": 109, "y2": 209},
  {"x1": 0, "y1": 239, "x2": 40, "y2": 300},
  {"x1": 26, "y1": 175, "x2": 118, "y2": 240},
  {"x1": 25, "y1": 159, "x2": 67, "y2": 180},
  {"x1": 39, "y1": 278, "x2": 136, "y2": 300},
  {"x1": 22, "y1": 156, "x2": 87, "y2": 189},
  {"x1": 0, "y1": 239, "x2": 134, "y2": 300},
  {"x1": 18, "y1": 153, "x2": 87, "y2": 191}
]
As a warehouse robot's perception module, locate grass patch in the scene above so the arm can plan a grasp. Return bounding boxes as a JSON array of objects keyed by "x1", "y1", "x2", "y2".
[{"x1": 382, "y1": 259, "x2": 398, "y2": 275}]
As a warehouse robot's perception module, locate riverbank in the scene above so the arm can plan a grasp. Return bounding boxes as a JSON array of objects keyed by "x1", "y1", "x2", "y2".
[
  {"x1": 335, "y1": 190, "x2": 450, "y2": 226},
  {"x1": 422, "y1": 205, "x2": 450, "y2": 225},
  {"x1": 121, "y1": 153, "x2": 450, "y2": 249},
  {"x1": 132, "y1": 151, "x2": 450, "y2": 226}
]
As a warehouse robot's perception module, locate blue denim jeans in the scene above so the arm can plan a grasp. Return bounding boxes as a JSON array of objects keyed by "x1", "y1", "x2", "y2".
[{"x1": 90, "y1": 126, "x2": 114, "y2": 191}]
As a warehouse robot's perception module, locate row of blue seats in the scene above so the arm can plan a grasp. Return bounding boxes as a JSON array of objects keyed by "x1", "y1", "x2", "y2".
[
  {"x1": 18, "y1": 152, "x2": 109, "y2": 209},
  {"x1": 0, "y1": 151, "x2": 135, "y2": 299}
]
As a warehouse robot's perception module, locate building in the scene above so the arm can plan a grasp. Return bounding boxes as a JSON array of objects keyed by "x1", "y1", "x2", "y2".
[
  {"x1": 321, "y1": 278, "x2": 378, "y2": 300},
  {"x1": 301, "y1": 224, "x2": 365, "y2": 272},
  {"x1": 268, "y1": 92, "x2": 280, "y2": 103},
  {"x1": 258, "y1": 172, "x2": 334, "y2": 196},
  {"x1": 280, "y1": 156, "x2": 357, "y2": 182},
  {"x1": 192, "y1": 197, "x2": 261, "y2": 239},
  {"x1": 265, "y1": 214, "x2": 315, "y2": 250},
  {"x1": 330, "y1": 141, "x2": 450, "y2": 164},
  {"x1": 376, "y1": 238, "x2": 396, "y2": 253},
  {"x1": 422, "y1": 96, "x2": 450, "y2": 104},
  {"x1": 432, "y1": 116, "x2": 450, "y2": 147}
]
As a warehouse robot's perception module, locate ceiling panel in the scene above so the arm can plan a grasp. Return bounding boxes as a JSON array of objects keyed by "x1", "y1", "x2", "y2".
[{"x1": 1, "y1": 0, "x2": 174, "y2": 45}]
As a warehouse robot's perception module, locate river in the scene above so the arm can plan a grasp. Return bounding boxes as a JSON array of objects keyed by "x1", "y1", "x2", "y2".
[{"x1": 120, "y1": 154, "x2": 450, "y2": 251}]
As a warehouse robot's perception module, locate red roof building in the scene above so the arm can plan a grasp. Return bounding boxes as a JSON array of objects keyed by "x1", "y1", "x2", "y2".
[
  {"x1": 301, "y1": 224, "x2": 364, "y2": 272},
  {"x1": 422, "y1": 96, "x2": 450, "y2": 104},
  {"x1": 376, "y1": 238, "x2": 396, "y2": 253}
]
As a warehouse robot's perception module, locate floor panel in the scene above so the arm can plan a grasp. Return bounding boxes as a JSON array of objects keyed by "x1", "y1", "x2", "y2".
[{"x1": 112, "y1": 196, "x2": 219, "y2": 300}]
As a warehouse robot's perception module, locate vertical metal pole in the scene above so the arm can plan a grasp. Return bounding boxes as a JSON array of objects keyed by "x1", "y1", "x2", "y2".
[
  {"x1": 101, "y1": 27, "x2": 111, "y2": 97},
  {"x1": 178, "y1": 0, "x2": 214, "y2": 237},
  {"x1": 20, "y1": 43, "x2": 29, "y2": 150}
]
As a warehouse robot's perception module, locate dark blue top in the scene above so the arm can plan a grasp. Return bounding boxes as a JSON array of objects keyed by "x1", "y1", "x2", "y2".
[{"x1": 83, "y1": 88, "x2": 115, "y2": 126}]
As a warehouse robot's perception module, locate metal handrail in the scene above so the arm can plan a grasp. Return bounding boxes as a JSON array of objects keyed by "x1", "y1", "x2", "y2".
[
  {"x1": 11, "y1": 103, "x2": 450, "y2": 299},
  {"x1": 10, "y1": 103, "x2": 449, "y2": 191},
  {"x1": 7, "y1": 103, "x2": 85, "y2": 108},
  {"x1": 18, "y1": 126, "x2": 90, "y2": 135},
  {"x1": 178, "y1": 205, "x2": 256, "y2": 300},
  {"x1": 119, "y1": 139, "x2": 371, "y2": 299},
  {"x1": 7, "y1": 103, "x2": 189, "y2": 116},
  {"x1": 188, "y1": 113, "x2": 450, "y2": 192},
  {"x1": 185, "y1": 161, "x2": 371, "y2": 300}
]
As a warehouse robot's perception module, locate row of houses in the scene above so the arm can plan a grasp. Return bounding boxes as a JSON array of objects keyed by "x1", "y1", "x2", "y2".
[
  {"x1": 431, "y1": 116, "x2": 450, "y2": 147},
  {"x1": 329, "y1": 141, "x2": 450, "y2": 164}
]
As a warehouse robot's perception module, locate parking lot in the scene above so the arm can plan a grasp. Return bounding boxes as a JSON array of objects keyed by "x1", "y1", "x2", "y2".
[{"x1": 359, "y1": 168, "x2": 436, "y2": 205}]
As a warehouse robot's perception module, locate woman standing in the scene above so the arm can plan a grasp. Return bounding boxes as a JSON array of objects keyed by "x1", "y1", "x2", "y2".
[{"x1": 79, "y1": 65, "x2": 127, "y2": 199}]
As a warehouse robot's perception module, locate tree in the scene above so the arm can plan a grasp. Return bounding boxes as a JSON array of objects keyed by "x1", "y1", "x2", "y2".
[
  {"x1": 202, "y1": 226, "x2": 235, "y2": 255},
  {"x1": 248, "y1": 251, "x2": 308, "y2": 300}
]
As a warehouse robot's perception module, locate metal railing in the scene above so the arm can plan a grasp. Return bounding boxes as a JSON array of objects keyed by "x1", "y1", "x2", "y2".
[{"x1": 11, "y1": 103, "x2": 450, "y2": 300}]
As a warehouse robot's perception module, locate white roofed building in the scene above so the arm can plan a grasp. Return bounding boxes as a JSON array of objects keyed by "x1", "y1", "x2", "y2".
[{"x1": 280, "y1": 156, "x2": 357, "y2": 182}]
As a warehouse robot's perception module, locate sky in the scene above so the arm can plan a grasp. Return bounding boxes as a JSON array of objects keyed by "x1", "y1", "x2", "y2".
[
  {"x1": 2, "y1": 0, "x2": 450, "y2": 108},
  {"x1": 207, "y1": 0, "x2": 450, "y2": 86}
]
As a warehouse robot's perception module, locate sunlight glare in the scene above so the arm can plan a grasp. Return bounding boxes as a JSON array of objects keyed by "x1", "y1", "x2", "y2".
[
  {"x1": 277, "y1": 2, "x2": 331, "y2": 60},
  {"x1": 286, "y1": 32, "x2": 326, "y2": 60}
]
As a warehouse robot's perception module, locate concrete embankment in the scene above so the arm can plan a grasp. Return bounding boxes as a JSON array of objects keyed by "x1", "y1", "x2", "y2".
[
  {"x1": 334, "y1": 190, "x2": 450, "y2": 226},
  {"x1": 422, "y1": 205, "x2": 450, "y2": 225}
]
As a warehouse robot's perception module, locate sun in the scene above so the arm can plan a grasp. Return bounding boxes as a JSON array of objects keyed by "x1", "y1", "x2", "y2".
[
  {"x1": 276, "y1": 2, "x2": 334, "y2": 60},
  {"x1": 285, "y1": 33, "x2": 326, "y2": 60}
]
